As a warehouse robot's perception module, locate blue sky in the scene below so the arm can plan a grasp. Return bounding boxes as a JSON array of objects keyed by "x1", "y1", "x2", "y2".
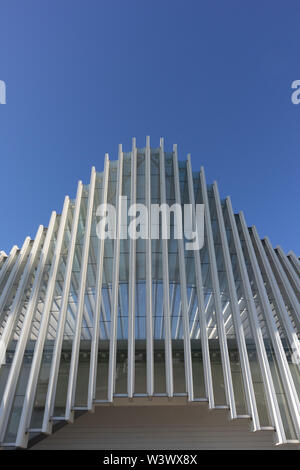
[{"x1": 0, "y1": 0, "x2": 299, "y2": 254}]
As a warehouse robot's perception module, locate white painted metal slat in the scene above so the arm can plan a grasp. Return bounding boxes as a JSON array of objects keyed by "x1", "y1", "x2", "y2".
[
  {"x1": 107, "y1": 146, "x2": 123, "y2": 402},
  {"x1": 186, "y1": 154, "x2": 214, "y2": 407},
  {"x1": 276, "y1": 246, "x2": 300, "y2": 294},
  {"x1": 0, "y1": 228, "x2": 44, "y2": 368},
  {"x1": 15, "y1": 197, "x2": 70, "y2": 447},
  {"x1": 212, "y1": 182, "x2": 260, "y2": 430},
  {"x1": 128, "y1": 138, "x2": 137, "y2": 398},
  {"x1": 0, "y1": 218, "x2": 55, "y2": 444},
  {"x1": 42, "y1": 181, "x2": 83, "y2": 434},
  {"x1": 0, "y1": 245, "x2": 18, "y2": 287},
  {"x1": 250, "y1": 226, "x2": 300, "y2": 439},
  {"x1": 87, "y1": 155, "x2": 110, "y2": 409},
  {"x1": 145, "y1": 136, "x2": 154, "y2": 396},
  {"x1": 200, "y1": 168, "x2": 236, "y2": 419},
  {"x1": 159, "y1": 138, "x2": 173, "y2": 398},
  {"x1": 65, "y1": 168, "x2": 96, "y2": 419},
  {"x1": 172, "y1": 145, "x2": 193, "y2": 401},
  {"x1": 235, "y1": 209, "x2": 287, "y2": 444},
  {"x1": 0, "y1": 237, "x2": 32, "y2": 322}
]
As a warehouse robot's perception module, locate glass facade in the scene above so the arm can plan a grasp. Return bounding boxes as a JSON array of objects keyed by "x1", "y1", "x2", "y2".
[{"x1": 0, "y1": 138, "x2": 299, "y2": 448}]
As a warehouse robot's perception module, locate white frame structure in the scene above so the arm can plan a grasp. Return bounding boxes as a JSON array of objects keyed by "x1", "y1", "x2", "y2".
[{"x1": 0, "y1": 137, "x2": 299, "y2": 449}]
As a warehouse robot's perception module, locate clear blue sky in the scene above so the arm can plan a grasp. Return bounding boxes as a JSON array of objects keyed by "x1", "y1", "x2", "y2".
[{"x1": 0, "y1": 0, "x2": 299, "y2": 255}]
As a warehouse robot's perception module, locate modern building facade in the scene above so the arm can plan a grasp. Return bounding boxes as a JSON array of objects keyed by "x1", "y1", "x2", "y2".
[{"x1": 0, "y1": 137, "x2": 299, "y2": 449}]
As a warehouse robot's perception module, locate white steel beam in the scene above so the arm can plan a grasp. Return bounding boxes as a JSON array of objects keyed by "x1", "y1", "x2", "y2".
[
  {"x1": 107, "y1": 145, "x2": 123, "y2": 402},
  {"x1": 0, "y1": 213, "x2": 56, "y2": 445},
  {"x1": 200, "y1": 167, "x2": 236, "y2": 418},
  {"x1": 0, "y1": 227, "x2": 43, "y2": 368},
  {"x1": 87, "y1": 155, "x2": 109, "y2": 409},
  {"x1": 0, "y1": 245, "x2": 18, "y2": 286},
  {"x1": 287, "y1": 251, "x2": 300, "y2": 277},
  {"x1": 145, "y1": 136, "x2": 154, "y2": 396},
  {"x1": 232, "y1": 206, "x2": 286, "y2": 444},
  {"x1": 0, "y1": 237, "x2": 31, "y2": 319},
  {"x1": 128, "y1": 138, "x2": 137, "y2": 398},
  {"x1": 173, "y1": 144, "x2": 193, "y2": 401},
  {"x1": 174, "y1": 304, "x2": 182, "y2": 340},
  {"x1": 276, "y1": 246, "x2": 300, "y2": 295},
  {"x1": 42, "y1": 181, "x2": 83, "y2": 434},
  {"x1": 71, "y1": 245, "x2": 94, "y2": 339},
  {"x1": 159, "y1": 137, "x2": 173, "y2": 397},
  {"x1": 15, "y1": 197, "x2": 70, "y2": 447},
  {"x1": 186, "y1": 155, "x2": 214, "y2": 407},
  {"x1": 250, "y1": 226, "x2": 300, "y2": 439},
  {"x1": 0, "y1": 251, "x2": 6, "y2": 266},
  {"x1": 212, "y1": 182, "x2": 260, "y2": 430},
  {"x1": 264, "y1": 237, "x2": 300, "y2": 328},
  {"x1": 65, "y1": 168, "x2": 96, "y2": 419}
]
